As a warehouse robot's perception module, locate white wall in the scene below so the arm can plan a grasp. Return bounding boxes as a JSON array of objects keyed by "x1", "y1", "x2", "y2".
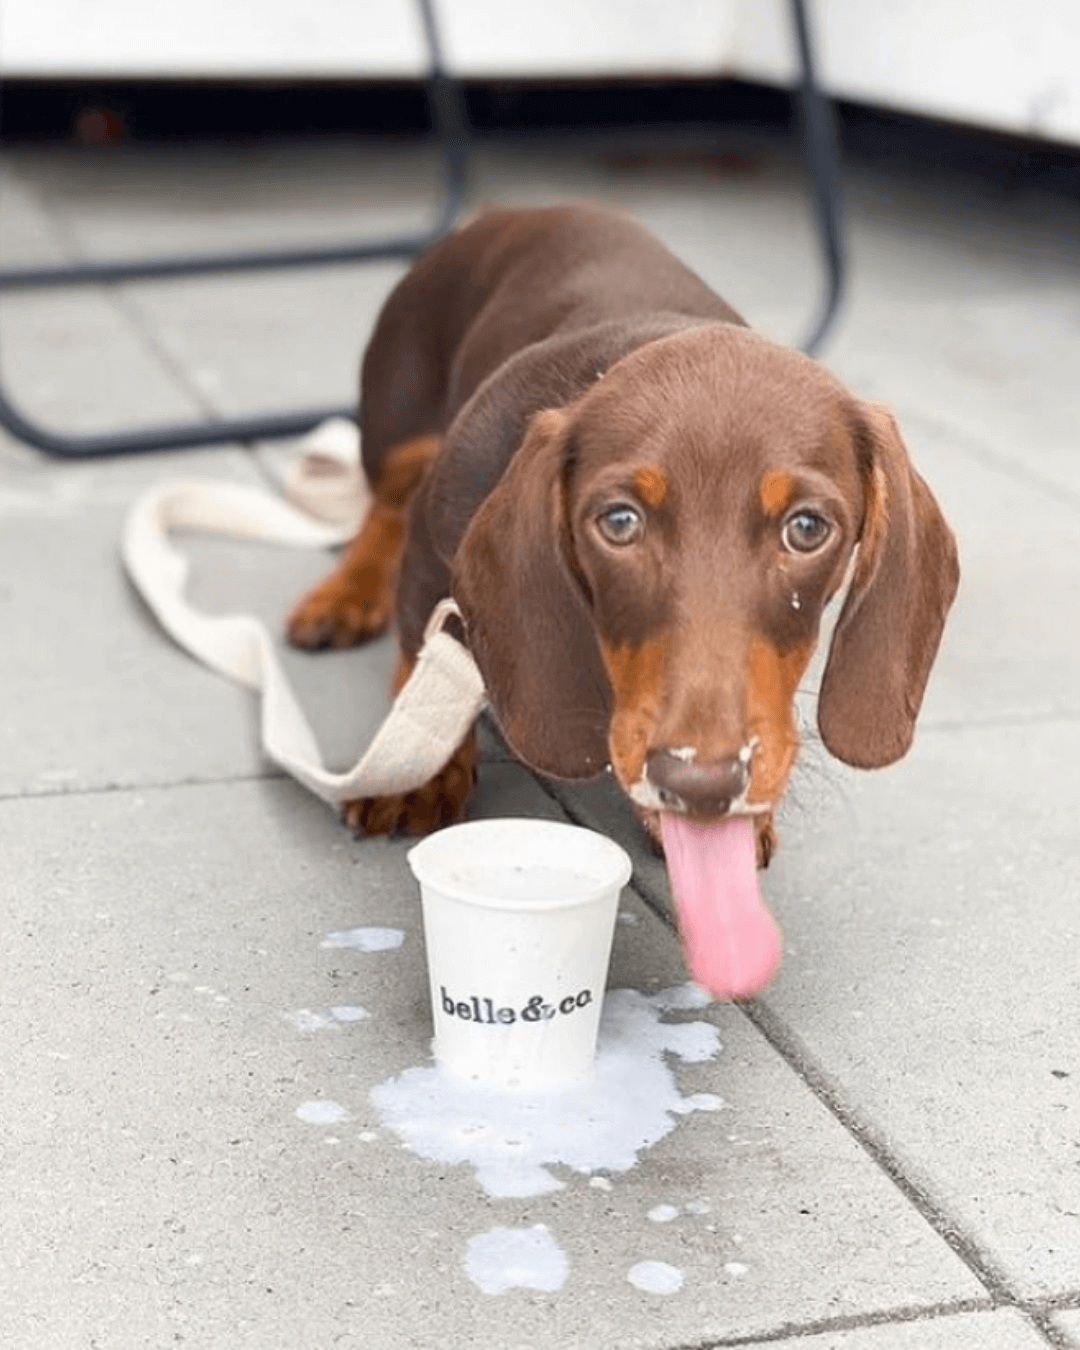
[
  {"x1": 2, "y1": 0, "x2": 1078, "y2": 146},
  {"x1": 730, "y1": 0, "x2": 1080, "y2": 145},
  {"x1": 0, "y1": 0, "x2": 737, "y2": 80}
]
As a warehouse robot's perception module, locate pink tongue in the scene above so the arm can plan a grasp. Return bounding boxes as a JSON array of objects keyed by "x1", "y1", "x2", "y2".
[{"x1": 660, "y1": 814, "x2": 781, "y2": 1001}]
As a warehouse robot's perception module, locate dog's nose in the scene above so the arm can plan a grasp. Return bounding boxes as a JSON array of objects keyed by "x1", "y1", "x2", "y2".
[{"x1": 646, "y1": 748, "x2": 750, "y2": 817}]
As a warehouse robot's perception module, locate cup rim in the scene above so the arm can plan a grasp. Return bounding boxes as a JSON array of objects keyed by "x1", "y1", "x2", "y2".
[{"x1": 407, "y1": 817, "x2": 633, "y2": 911}]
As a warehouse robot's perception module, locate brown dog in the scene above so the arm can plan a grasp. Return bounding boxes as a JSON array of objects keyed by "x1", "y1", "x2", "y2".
[{"x1": 287, "y1": 203, "x2": 959, "y2": 998}]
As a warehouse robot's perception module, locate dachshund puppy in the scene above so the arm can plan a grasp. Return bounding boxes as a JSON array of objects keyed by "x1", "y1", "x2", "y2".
[{"x1": 287, "y1": 204, "x2": 959, "y2": 998}]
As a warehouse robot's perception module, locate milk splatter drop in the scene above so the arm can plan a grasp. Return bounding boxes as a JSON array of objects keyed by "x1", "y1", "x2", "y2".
[
  {"x1": 321, "y1": 927, "x2": 404, "y2": 952},
  {"x1": 296, "y1": 1100, "x2": 349, "y2": 1125},
  {"x1": 628, "y1": 1260, "x2": 684, "y2": 1295},
  {"x1": 286, "y1": 1005, "x2": 370, "y2": 1030},
  {"x1": 371, "y1": 985, "x2": 721, "y2": 1197},
  {"x1": 685, "y1": 1092, "x2": 723, "y2": 1111},
  {"x1": 286, "y1": 1009, "x2": 334, "y2": 1032},
  {"x1": 647, "y1": 1204, "x2": 679, "y2": 1223},
  {"x1": 465, "y1": 1225, "x2": 568, "y2": 1294}
]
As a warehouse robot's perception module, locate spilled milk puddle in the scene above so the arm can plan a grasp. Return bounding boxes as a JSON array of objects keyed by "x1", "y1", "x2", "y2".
[
  {"x1": 371, "y1": 984, "x2": 721, "y2": 1197},
  {"x1": 292, "y1": 923, "x2": 728, "y2": 1297}
]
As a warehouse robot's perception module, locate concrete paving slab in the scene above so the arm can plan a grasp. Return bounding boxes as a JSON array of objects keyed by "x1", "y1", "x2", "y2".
[
  {"x1": 114, "y1": 266, "x2": 398, "y2": 418},
  {"x1": 0, "y1": 470, "x2": 407, "y2": 799},
  {"x1": 908, "y1": 427, "x2": 1080, "y2": 728},
  {"x1": 0, "y1": 168, "x2": 78, "y2": 267},
  {"x1": 1, "y1": 138, "x2": 439, "y2": 412},
  {"x1": 1053, "y1": 1309, "x2": 1080, "y2": 1347},
  {"x1": 0, "y1": 162, "x2": 210, "y2": 435},
  {"x1": 0, "y1": 771, "x2": 986, "y2": 1349},
  {"x1": 0, "y1": 288, "x2": 204, "y2": 432},
  {"x1": 829, "y1": 168, "x2": 1080, "y2": 502},
  {"x1": 0, "y1": 446, "x2": 302, "y2": 799},
  {"x1": 5, "y1": 139, "x2": 447, "y2": 256}
]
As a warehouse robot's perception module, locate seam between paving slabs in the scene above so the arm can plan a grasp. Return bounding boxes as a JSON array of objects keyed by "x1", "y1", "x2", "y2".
[
  {"x1": 1044, "y1": 1293, "x2": 1080, "y2": 1314},
  {"x1": 0, "y1": 767, "x2": 288, "y2": 805},
  {"x1": 662, "y1": 1298, "x2": 1025, "y2": 1349},
  {"x1": 1032, "y1": 1312, "x2": 1080, "y2": 1350},
  {"x1": 1033, "y1": 1299, "x2": 1080, "y2": 1350}
]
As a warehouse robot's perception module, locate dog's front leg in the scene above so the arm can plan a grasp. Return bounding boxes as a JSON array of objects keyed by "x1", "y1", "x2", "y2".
[{"x1": 286, "y1": 434, "x2": 441, "y2": 651}]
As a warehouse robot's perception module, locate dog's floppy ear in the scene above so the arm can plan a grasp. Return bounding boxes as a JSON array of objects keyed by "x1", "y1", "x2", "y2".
[
  {"x1": 451, "y1": 407, "x2": 612, "y2": 779},
  {"x1": 818, "y1": 403, "x2": 959, "y2": 768}
]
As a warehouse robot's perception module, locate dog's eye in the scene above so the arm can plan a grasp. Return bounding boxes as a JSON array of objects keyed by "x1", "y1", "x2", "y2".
[
  {"x1": 782, "y1": 510, "x2": 831, "y2": 554},
  {"x1": 597, "y1": 504, "x2": 643, "y2": 546}
]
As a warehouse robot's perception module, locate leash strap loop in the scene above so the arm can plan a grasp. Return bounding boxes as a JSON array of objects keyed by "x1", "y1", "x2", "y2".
[{"x1": 121, "y1": 438, "x2": 486, "y2": 806}]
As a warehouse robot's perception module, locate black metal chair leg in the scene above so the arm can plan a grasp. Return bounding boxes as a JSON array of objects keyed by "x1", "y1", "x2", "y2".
[{"x1": 790, "y1": 0, "x2": 846, "y2": 357}]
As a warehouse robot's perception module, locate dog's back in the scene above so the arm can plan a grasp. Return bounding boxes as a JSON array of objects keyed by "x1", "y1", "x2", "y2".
[{"x1": 358, "y1": 205, "x2": 743, "y2": 487}]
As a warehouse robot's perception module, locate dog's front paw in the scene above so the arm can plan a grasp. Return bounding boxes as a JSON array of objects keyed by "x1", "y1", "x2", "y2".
[
  {"x1": 286, "y1": 571, "x2": 392, "y2": 650},
  {"x1": 340, "y1": 737, "x2": 477, "y2": 836}
]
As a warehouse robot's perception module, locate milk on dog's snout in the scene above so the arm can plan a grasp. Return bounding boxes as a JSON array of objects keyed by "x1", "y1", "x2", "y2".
[{"x1": 408, "y1": 820, "x2": 631, "y2": 1092}]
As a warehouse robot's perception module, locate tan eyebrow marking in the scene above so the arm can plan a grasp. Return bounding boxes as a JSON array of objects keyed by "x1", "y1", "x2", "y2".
[
  {"x1": 632, "y1": 466, "x2": 667, "y2": 509},
  {"x1": 759, "y1": 470, "x2": 797, "y2": 518}
]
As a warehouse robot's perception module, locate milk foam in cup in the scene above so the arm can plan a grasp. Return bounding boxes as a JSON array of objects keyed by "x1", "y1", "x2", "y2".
[{"x1": 407, "y1": 818, "x2": 632, "y2": 1091}]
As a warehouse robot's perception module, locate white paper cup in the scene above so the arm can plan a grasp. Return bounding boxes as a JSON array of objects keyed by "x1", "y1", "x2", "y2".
[{"x1": 407, "y1": 818, "x2": 632, "y2": 1091}]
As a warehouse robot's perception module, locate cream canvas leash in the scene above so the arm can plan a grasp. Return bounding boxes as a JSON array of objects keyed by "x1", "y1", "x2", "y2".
[{"x1": 120, "y1": 420, "x2": 487, "y2": 806}]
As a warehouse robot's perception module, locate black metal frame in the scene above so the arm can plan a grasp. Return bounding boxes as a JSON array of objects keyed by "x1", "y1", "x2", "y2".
[
  {"x1": 0, "y1": 0, "x2": 843, "y2": 458},
  {"x1": 789, "y1": 0, "x2": 845, "y2": 356}
]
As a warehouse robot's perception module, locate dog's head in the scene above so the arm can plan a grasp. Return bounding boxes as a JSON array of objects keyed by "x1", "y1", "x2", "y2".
[{"x1": 451, "y1": 325, "x2": 959, "y2": 995}]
